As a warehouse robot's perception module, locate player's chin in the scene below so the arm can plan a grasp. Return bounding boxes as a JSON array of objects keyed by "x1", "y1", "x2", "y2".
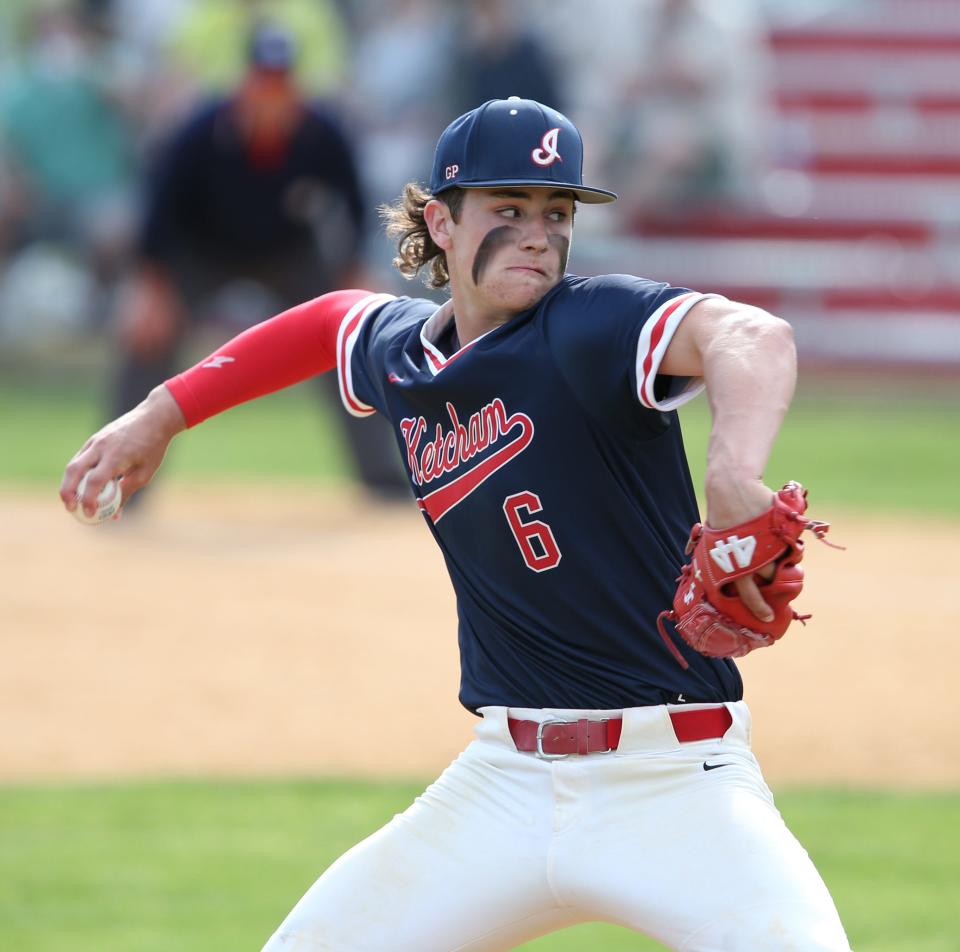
[{"x1": 498, "y1": 269, "x2": 557, "y2": 307}]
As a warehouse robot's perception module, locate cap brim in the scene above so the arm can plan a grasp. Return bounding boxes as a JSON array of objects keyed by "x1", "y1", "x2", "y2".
[{"x1": 440, "y1": 179, "x2": 618, "y2": 205}]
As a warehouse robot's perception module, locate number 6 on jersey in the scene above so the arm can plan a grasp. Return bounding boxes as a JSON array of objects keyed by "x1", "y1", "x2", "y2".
[{"x1": 502, "y1": 491, "x2": 562, "y2": 572}]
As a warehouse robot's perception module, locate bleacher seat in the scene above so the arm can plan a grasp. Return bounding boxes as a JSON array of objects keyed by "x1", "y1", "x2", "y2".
[{"x1": 583, "y1": 0, "x2": 960, "y2": 368}]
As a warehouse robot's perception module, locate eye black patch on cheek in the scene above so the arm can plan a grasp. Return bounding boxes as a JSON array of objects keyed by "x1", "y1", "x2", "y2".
[
  {"x1": 472, "y1": 226, "x2": 519, "y2": 285},
  {"x1": 549, "y1": 234, "x2": 570, "y2": 276}
]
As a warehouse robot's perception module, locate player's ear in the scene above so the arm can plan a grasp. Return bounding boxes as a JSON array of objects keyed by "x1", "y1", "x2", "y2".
[{"x1": 424, "y1": 199, "x2": 454, "y2": 250}]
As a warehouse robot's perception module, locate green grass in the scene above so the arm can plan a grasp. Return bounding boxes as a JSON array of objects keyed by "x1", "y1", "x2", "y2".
[
  {"x1": 774, "y1": 790, "x2": 960, "y2": 952},
  {"x1": 677, "y1": 374, "x2": 960, "y2": 518},
  {"x1": 0, "y1": 779, "x2": 393, "y2": 952},
  {"x1": 2, "y1": 366, "x2": 959, "y2": 514},
  {"x1": 0, "y1": 780, "x2": 956, "y2": 951}
]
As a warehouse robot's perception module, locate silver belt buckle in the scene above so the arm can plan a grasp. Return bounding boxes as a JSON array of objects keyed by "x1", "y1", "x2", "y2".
[{"x1": 535, "y1": 717, "x2": 571, "y2": 760}]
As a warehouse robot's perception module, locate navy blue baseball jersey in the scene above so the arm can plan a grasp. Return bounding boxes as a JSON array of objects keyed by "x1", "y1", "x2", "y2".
[{"x1": 336, "y1": 274, "x2": 743, "y2": 712}]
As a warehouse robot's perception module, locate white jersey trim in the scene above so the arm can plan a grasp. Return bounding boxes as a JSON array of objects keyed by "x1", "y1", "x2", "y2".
[
  {"x1": 420, "y1": 302, "x2": 495, "y2": 375},
  {"x1": 636, "y1": 292, "x2": 722, "y2": 411},
  {"x1": 336, "y1": 293, "x2": 396, "y2": 417}
]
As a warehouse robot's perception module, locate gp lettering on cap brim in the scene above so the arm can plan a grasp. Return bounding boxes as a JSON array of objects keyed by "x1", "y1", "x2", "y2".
[{"x1": 429, "y1": 97, "x2": 617, "y2": 205}]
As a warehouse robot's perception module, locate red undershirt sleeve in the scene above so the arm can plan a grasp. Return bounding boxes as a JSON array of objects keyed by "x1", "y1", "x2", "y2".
[{"x1": 164, "y1": 289, "x2": 373, "y2": 427}]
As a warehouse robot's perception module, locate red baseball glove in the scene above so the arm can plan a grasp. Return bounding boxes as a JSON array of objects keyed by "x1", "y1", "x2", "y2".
[{"x1": 657, "y1": 482, "x2": 837, "y2": 668}]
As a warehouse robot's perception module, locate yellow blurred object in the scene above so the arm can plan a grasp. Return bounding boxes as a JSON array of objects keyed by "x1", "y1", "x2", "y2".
[{"x1": 167, "y1": 0, "x2": 348, "y2": 95}]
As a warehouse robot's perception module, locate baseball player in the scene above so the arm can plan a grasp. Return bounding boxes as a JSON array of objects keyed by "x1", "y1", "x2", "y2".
[{"x1": 61, "y1": 98, "x2": 851, "y2": 951}]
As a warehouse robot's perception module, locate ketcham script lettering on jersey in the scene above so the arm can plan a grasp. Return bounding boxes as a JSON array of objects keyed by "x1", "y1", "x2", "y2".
[{"x1": 400, "y1": 397, "x2": 534, "y2": 522}]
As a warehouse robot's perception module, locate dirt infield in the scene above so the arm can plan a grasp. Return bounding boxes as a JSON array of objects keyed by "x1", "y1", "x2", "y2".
[{"x1": 2, "y1": 485, "x2": 957, "y2": 789}]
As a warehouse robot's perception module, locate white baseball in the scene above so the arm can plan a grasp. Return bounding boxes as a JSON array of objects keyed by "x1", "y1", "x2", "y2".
[{"x1": 74, "y1": 473, "x2": 123, "y2": 525}]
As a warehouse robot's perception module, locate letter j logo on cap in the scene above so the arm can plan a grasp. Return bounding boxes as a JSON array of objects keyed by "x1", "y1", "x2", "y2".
[{"x1": 531, "y1": 128, "x2": 562, "y2": 167}]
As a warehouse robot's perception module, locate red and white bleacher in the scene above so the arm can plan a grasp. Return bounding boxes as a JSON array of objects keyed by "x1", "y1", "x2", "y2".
[{"x1": 584, "y1": 0, "x2": 960, "y2": 368}]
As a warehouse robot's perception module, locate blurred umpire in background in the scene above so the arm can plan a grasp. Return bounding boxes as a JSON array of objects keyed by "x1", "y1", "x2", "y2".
[{"x1": 110, "y1": 22, "x2": 406, "y2": 498}]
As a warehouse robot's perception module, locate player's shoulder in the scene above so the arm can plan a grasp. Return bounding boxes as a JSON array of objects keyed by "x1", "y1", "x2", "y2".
[
  {"x1": 372, "y1": 294, "x2": 436, "y2": 325},
  {"x1": 550, "y1": 273, "x2": 675, "y2": 310},
  {"x1": 359, "y1": 294, "x2": 435, "y2": 347},
  {"x1": 540, "y1": 274, "x2": 689, "y2": 338},
  {"x1": 344, "y1": 294, "x2": 437, "y2": 413}
]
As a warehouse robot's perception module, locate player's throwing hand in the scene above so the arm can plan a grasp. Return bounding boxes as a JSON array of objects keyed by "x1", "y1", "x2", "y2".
[{"x1": 61, "y1": 385, "x2": 186, "y2": 520}]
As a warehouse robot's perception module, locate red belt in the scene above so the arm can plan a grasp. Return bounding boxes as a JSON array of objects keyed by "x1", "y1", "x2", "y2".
[{"x1": 508, "y1": 706, "x2": 733, "y2": 759}]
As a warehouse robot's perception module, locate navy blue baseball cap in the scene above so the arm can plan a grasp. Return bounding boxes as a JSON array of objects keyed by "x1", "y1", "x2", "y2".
[
  {"x1": 249, "y1": 24, "x2": 295, "y2": 71},
  {"x1": 430, "y1": 97, "x2": 617, "y2": 204}
]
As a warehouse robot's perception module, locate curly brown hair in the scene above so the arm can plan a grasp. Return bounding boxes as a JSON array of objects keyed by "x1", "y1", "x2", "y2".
[{"x1": 379, "y1": 184, "x2": 466, "y2": 289}]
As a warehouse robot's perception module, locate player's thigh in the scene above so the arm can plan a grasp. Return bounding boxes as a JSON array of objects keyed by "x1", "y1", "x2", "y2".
[
  {"x1": 260, "y1": 744, "x2": 562, "y2": 952},
  {"x1": 569, "y1": 747, "x2": 850, "y2": 951}
]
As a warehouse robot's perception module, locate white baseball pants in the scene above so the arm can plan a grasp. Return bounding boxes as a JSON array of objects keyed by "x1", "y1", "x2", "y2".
[{"x1": 261, "y1": 702, "x2": 851, "y2": 951}]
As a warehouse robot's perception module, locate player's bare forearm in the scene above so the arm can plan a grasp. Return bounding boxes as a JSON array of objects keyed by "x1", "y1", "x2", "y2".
[
  {"x1": 662, "y1": 297, "x2": 797, "y2": 525},
  {"x1": 60, "y1": 385, "x2": 187, "y2": 517},
  {"x1": 662, "y1": 298, "x2": 796, "y2": 621},
  {"x1": 704, "y1": 308, "x2": 795, "y2": 526}
]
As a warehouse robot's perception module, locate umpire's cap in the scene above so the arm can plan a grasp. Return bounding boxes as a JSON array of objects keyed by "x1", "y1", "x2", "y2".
[
  {"x1": 430, "y1": 97, "x2": 617, "y2": 204},
  {"x1": 248, "y1": 23, "x2": 296, "y2": 71}
]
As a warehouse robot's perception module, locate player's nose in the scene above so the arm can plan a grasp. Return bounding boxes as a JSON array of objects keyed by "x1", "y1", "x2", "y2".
[{"x1": 518, "y1": 216, "x2": 550, "y2": 252}]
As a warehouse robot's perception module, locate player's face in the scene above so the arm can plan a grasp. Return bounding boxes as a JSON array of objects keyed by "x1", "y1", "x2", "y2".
[{"x1": 447, "y1": 187, "x2": 574, "y2": 314}]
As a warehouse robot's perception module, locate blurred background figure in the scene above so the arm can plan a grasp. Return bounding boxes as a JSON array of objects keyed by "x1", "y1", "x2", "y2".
[
  {"x1": 163, "y1": 0, "x2": 349, "y2": 102},
  {"x1": 607, "y1": 0, "x2": 773, "y2": 226},
  {"x1": 109, "y1": 21, "x2": 407, "y2": 500},
  {"x1": 346, "y1": 0, "x2": 454, "y2": 265},
  {"x1": 534, "y1": 0, "x2": 772, "y2": 232},
  {"x1": 448, "y1": 0, "x2": 563, "y2": 116},
  {"x1": 0, "y1": 0, "x2": 138, "y2": 341}
]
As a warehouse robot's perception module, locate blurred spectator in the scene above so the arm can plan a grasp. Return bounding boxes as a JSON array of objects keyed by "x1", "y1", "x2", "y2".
[
  {"x1": 106, "y1": 0, "x2": 200, "y2": 140},
  {"x1": 535, "y1": 0, "x2": 773, "y2": 228},
  {"x1": 449, "y1": 0, "x2": 564, "y2": 115},
  {"x1": 104, "y1": 0, "x2": 351, "y2": 146},
  {"x1": 0, "y1": 1, "x2": 137, "y2": 281},
  {"x1": 612, "y1": 0, "x2": 773, "y2": 224},
  {"x1": 111, "y1": 23, "x2": 406, "y2": 499},
  {"x1": 347, "y1": 0, "x2": 454, "y2": 212}
]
